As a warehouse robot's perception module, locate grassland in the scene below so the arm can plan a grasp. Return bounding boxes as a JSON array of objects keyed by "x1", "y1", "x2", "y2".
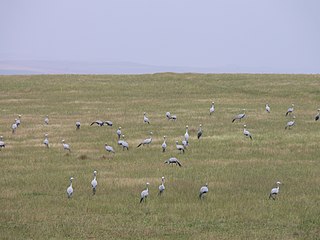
[{"x1": 0, "y1": 73, "x2": 319, "y2": 239}]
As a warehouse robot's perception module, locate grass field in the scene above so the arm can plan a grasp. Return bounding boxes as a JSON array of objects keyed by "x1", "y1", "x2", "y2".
[{"x1": 0, "y1": 73, "x2": 319, "y2": 239}]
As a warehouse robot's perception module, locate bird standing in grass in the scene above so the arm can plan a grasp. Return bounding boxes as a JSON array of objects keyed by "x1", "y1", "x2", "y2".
[
  {"x1": 44, "y1": 115, "x2": 49, "y2": 125},
  {"x1": 199, "y1": 183, "x2": 208, "y2": 199},
  {"x1": 43, "y1": 134, "x2": 49, "y2": 148},
  {"x1": 265, "y1": 103, "x2": 270, "y2": 113},
  {"x1": 285, "y1": 104, "x2": 294, "y2": 116},
  {"x1": 243, "y1": 125, "x2": 253, "y2": 140},
  {"x1": 16, "y1": 115, "x2": 21, "y2": 127},
  {"x1": 11, "y1": 120, "x2": 17, "y2": 134},
  {"x1": 285, "y1": 116, "x2": 295, "y2": 130},
  {"x1": 161, "y1": 136, "x2": 167, "y2": 152},
  {"x1": 269, "y1": 181, "x2": 281, "y2": 200},
  {"x1": 164, "y1": 157, "x2": 182, "y2": 167},
  {"x1": 121, "y1": 135, "x2": 129, "y2": 150},
  {"x1": 137, "y1": 132, "x2": 153, "y2": 148},
  {"x1": 75, "y1": 121, "x2": 81, "y2": 130},
  {"x1": 105, "y1": 144, "x2": 115, "y2": 153},
  {"x1": 116, "y1": 127, "x2": 122, "y2": 139},
  {"x1": 140, "y1": 182, "x2": 149, "y2": 203},
  {"x1": 158, "y1": 177, "x2": 165, "y2": 196},
  {"x1": 176, "y1": 141, "x2": 185, "y2": 154},
  {"x1": 210, "y1": 101, "x2": 215, "y2": 115},
  {"x1": 232, "y1": 109, "x2": 246, "y2": 123},
  {"x1": 143, "y1": 112, "x2": 150, "y2": 124},
  {"x1": 0, "y1": 136, "x2": 5, "y2": 149},
  {"x1": 197, "y1": 124, "x2": 203, "y2": 140},
  {"x1": 91, "y1": 171, "x2": 97, "y2": 195},
  {"x1": 67, "y1": 177, "x2": 74, "y2": 198},
  {"x1": 166, "y1": 112, "x2": 171, "y2": 120},
  {"x1": 62, "y1": 140, "x2": 71, "y2": 152},
  {"x1": 184, "y1": 125, "x2": 189, "y2": 146},
  {"x1": 314, "y1": 109, "x2": 320, "y2": 121}
]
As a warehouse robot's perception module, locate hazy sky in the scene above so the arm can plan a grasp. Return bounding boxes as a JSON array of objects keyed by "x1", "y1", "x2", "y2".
[{"x1": 1, "y1": 0, "x2": 320, "y2": 73}]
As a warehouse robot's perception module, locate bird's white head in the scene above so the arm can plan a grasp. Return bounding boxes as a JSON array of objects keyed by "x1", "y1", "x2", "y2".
[
  {"x1": 276, "y1": 181, "x2": 281, "y2": 185},
  {"x1": 212, "y1": 101, "x2": 214, "y2": 104},
  {"x1": 119, "y1": 126, "x2": 121, "y2": 129},
  {"x1": 186, "y1": 125, "x2": 189, "y2": 129},
  {"x1": 62, "y1": 139, "x2": 65, "y2": 143},
  {"x1": 146, "y1": 182, "x2": 150, "y2": 186},
  {"x1": 70, "y1": 177, "x2": 74, "y2": 181},
  {"x1": 244, "y1": 125, "x2": 247, "y2": 128},
  {"x1": 19, "y1": 114, "x2": 21, "y2": 118},
  {"x1": 163, "y1": 136, "x2": 166, "y2": 139},
  {"x1": 161, "y1": 176, "x2": 165, "y2": 180},
  {"x1": 205, "y1": 183, "x2": 208, "y2": 187},
  {"x1": 45, "y1": 133, "x2": 48, "y2": 137},
  {"x1": 318, "y1": 109, "x2": 320, "y2": 112},
  {"x1": 150, "y1": 132, "x2": 153, "y2": 135}
]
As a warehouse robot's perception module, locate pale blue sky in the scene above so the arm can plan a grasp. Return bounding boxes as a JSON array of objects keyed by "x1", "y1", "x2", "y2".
[{"x1": 1, "y1": 0, "x2": 319, "y2": 73}]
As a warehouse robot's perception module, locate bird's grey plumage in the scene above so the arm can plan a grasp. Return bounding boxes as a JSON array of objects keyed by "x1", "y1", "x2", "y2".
[
  {"x1": 11, "y1": 121, "x2": 17, "y2": 134},
  {"x1": 232, "y1": 110, "x2": 246, "y2": 122},
  {"x1": 66, "y1": 177, "x2": 74, "y2": 198},
  {"x1": 0, "y1": 136, "x2": 5, "y2": 149},
  {"x1": 184, "y1": 125, "x2": 189, "y2": 146},
  {"x1": 285, "y1": 104, "x2": 294, "y2": 116},
  {"x1": 140, "y1": 182, "x2": 149, "y2": 203},
  {"x1": 44, "y1": 115, "x2": 49, "y2": 125},
  {"x1": 210, "y1": 102, "x2": 215, "y2": 115},
  {"x1": 75, "y1": 121, "x2": 81, "y2": 130},
  {"x1": 43, "y1": 134, "x2": 49, "y2": 148},
  {"x1": 91, "y1": 171, "x2": 97, "y2": 195},
  {"x1": 176, "y1": 141, "x2": 185, "y2": 154},
  {"x1": 90, "y1": 120, "x2": 112, "y2": 126},
  {"x1": 16, "y1": 115, "x2": 21, "y2": 127},
  {"x1": 265, "y1": 103, "x2": 270, "y2": 113},
  {"x1": 158, "y1": 177, "x2": 165, "y2": 196},
  {"x1": 269, "y1": 181, "x2": 281, "y2": 200},
  {"x1": 197, "y1": 124, "x2": 203, "y2": 140},
  {"x1": 285, "y1": 117, "x2": 295, "y2": 129},
  {"x1": 166, "y1": 112, "x2": 171, "y2": 120},
  {"x1": 199, "y1": 183, "x2": 208, "y2": 199},
  {"x1": 117, "y1": 127, "x2": 122, "y2": 139},
  {"x1": 120, "y1": 135, "x2": 129, "y2": 150},
  {"x1": 105, "y1": 144, "x2": 115, "y2": 153},
  {"x1": 62, "y1": 140, "x2": 71, "y2": 152},
  {"x1": 165, "y1": 157, "x2": 182, "y2": 167},
  {"x1": 243, "y1": 125, "x2": 253, "y2": 140},
  {"x1": 161, "y1": 136, "x2": 167, "y2": 152},
  {"x1": 143, "y1": 112, "x2": 150, "y2": 124},
  {"x1": 137, "y1": 132, "x2": 153, "y2": 148}
]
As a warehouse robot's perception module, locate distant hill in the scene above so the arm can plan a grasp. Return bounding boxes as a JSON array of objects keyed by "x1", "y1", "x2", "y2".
[{"x1": 1, "y1": 60, "x2": 312, "y2": 75}]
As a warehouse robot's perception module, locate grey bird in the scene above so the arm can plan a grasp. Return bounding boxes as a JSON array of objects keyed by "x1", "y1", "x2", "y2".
[
  {"x1": 314, "y1": 109, "x2": 320, "y2": 121},
  {"x1": 285, "y1": 116, "x2": 295, "y2": 130},
  {"x1": 197, "y1": 124, "x2": 203, "y2": 140},
  {"x1": 285, "y1": 104, "x2": 294, "y2": 116},
  {"x1": 91, "y1": 171, "x2": 97, "y2": 195},
  {"x1": 137, "y1": 132, "x2": 153, "y2": 148},
  {"x1": 75, "y1": 121, "x2": 81, "y2": 130},
  {"x1": 0, "y1": 136, "x2": 5, "y2": 149},
  {"x1": 140, "y1": 182, "x2": 149, "y2": 203},
  {"x1": 232, "y1": 109, "x2": 246, "y2": 123},
  {"x1": 164, "y1": 157, "x2": 182, "y2": 167},
  {"x1": 199, "y1": 183, "x2": 209, "y2": 199},
  {"x1": 269, "y1": 181, "x2": 281, "y2": 200},
  {"x1": 90, "y1": 120, "x2": 113, "y2": 126}
]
